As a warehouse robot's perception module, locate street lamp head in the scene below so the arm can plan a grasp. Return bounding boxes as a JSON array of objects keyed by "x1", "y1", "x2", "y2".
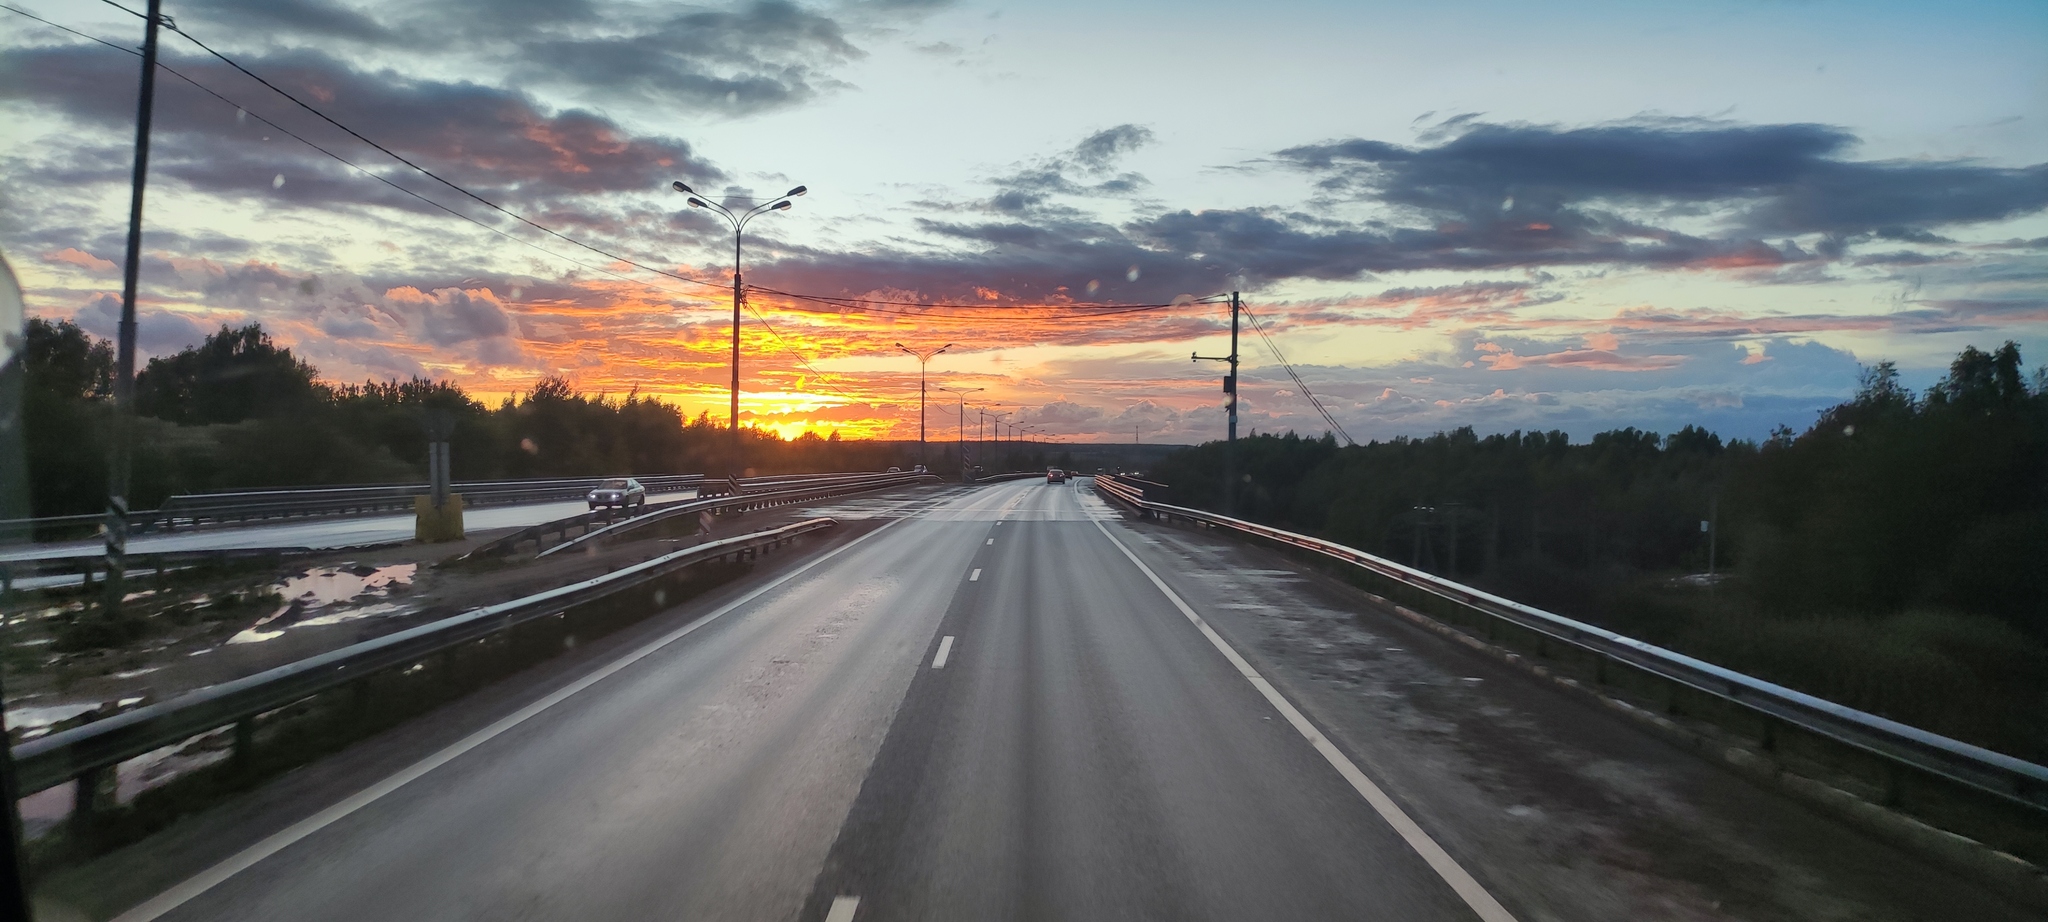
[
  {"x1": 672, "y1": 181, "x2": 694, "y2": 194},
  {"x1": 786, "y1": 185, "x2": 808, "y2": 197},
  {"x1": 935, "y1": 343, "x2": 953, "y2": 355},
  {"x1": 772, "y1": 200, "x2": 792, "y2": 211},
  {"x1": 686, "y1": 197, "x2": 708, "y2": 208}
]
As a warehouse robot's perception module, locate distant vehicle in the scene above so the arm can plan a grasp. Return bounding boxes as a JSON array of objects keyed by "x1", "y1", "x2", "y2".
[
  {"x1": 886, "y1": 466, "x2": 902, "y2": 473},
  {"x1": 1047, "y1": 468, "x2": 1067, "y2": 484},
  {"x1": 587, "y1": 478, "x2": 646, "y2": 510},
  {"x1": 913, "y1": 464, "x2": 928, "y2": 474}
]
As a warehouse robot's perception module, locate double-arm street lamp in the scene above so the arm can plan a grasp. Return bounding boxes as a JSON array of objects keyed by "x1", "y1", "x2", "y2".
[
  {"x1": 896, "y1": 342, "x2": 953, "y2": 468},
  {"x1": 937, "y1": 386, "x2": 982, "y2": 482},
  {"x1": 672, "y1": 179, "x2": 806, "y2": 474}
]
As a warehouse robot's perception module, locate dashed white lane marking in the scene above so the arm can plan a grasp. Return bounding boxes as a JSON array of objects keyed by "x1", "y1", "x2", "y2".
[
  {"x1": 969, "y1": 569, "x2": 981, "y2": 581},
  {"x1": 985, "y1": 538, "x2": 994, "y2": 545},
  {"x1": 932, "y1": 635, "x2": 955, "y2": 669},
  {"x1": 109, "y1": 517, "x2": 920, "y2": 922},
  {"x1": 824, "y1": 895, "x2": 861, "y2": 922},
  {"x1": 1092, "y1": 519, "x2": 1520, "y2": 922}
]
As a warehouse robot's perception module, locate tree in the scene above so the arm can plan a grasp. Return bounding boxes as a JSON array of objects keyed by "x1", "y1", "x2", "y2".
[{"x1": 135, "y1": 323, "x2": 322, "y2": 424}]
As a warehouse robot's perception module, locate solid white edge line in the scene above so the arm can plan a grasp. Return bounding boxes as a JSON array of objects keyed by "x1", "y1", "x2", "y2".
[
  {"x1": 932, "y1": 635, "x2": 955, "y2": 669},
  {"x1": 1091, "y1": 519, "x2": 1519, "y2": 922},
  {"x1": 969, "y1": 569, "x2": 981, "y2": 581},
  {"x1": 985, "y1": 538, "x2": 994, "y2": 545},
  {"x1": 112, "y1": 514, "x2": 917, "y2": 922},
  {"x1": 824, "y1": 895, "x2": 861, "y2": 922}
]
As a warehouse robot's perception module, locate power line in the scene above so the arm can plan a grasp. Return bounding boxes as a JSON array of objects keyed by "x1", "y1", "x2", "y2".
[
  {"x1": 0, "y1": 4, "x2": 725, "y2": 308},
  {"x1": 749, "y1": 284, "x2": 1227, "y2": 313},
  {"x1": 13, "y1": 4, "x2": 1241, "y2": 358},
  {"x1": 741, "y1": 302, "x2": 867, "y2": 406},
  {"x1": 1240, "y1": 302, "x2": 1356, "y2": 446},
  {"x1": 159, "y1": 20, "x2": 732, "y2": 295}
]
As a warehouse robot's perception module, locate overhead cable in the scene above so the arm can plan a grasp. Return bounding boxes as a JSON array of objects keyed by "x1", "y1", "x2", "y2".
[{"x1": 1241, "y1": 302, "x2": 1357, "y2": 446}]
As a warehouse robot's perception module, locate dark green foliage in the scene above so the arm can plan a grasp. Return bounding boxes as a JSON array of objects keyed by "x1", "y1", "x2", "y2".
[
  {"x1": 1152, "y1": 342, "x2": 2048, "y2": 759},
  {"x1": 21, "y1": 324, "x2": 929, "y2": 516},
  {"x1": 134, "y1": 324, "x2": 322, "y2": 425}
]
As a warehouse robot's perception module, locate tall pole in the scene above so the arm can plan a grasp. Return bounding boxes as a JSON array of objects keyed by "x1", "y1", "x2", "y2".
[
  {"x1": 919, "y1": 361, "x2": 926, "y2": 466},
  {"x1": 671, "y1": 180, "x2": 805, "y2": 479},
  {"x1": 1227, "y1": 290, "x2": 1240, "y2": 515},
  {"x1": 104, "y1": 0, "x2": 165, "y2": 615},
  {"x1": 1192, "y1": 291, "x2": 1242, "y2": 515},
  {"x1": 730, "y1": 228, "x2": 742, "y2": 474}
]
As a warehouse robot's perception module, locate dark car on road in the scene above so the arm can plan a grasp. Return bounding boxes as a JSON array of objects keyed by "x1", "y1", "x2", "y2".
[
  {"x1": 1046, "y1": 468, "x2": 1067, "y2": 484},
  {"x1": 587, "y1": 478, "x2": 646, "y2": 510}
]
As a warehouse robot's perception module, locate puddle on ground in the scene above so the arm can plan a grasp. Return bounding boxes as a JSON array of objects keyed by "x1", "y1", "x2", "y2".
[
  {"x1": 228, "y1": 563, "x2": 418, "y2": 644},
  {"x1": 5, "y1": 702, "x2": 102, "y2": 733}
]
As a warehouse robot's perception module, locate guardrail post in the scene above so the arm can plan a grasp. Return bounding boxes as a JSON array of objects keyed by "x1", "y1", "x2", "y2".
[
  {"x1": 73, "y1": 765, "x2": 114, "y2": 821},
  {"x1": 232, "y1": 717, "x2": 256, "y2": 774}
]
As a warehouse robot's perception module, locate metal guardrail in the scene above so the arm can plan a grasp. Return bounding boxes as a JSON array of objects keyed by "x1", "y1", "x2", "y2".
[
  {"x1": 531, "y1": 471, "x2": 938, "y2": 559},
  {"x1": 0, "y1": 474, "x2": 706, "y2": 542},
  {"x1": 11, "y1": 518, "x2": 837, "y2": 797},
  {"x1": 1091, "y1": 474, "x2": 2048, "y2": 818},
  {"x1": 0, "y1": 547, "x2": 325, "y2": 594}
]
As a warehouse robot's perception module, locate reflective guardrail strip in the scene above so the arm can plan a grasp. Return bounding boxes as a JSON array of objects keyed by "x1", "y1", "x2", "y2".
[{"x1": 1089, "y1": 475, "x2": 2048, "y2": 819}]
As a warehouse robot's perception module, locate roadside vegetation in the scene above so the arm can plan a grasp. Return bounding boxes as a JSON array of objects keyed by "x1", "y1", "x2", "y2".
[
  {"x1": 20, "y1": 320, "x2": 929, "y2": 519},
  {"x1": 1150, "y1": 343, "x2": 2048, "y2": 763}
]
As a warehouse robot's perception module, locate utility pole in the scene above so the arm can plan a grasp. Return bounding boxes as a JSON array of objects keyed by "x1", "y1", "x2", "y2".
[
  {"x1": 103, "y1": 0, "x2": 166, "y2": 617},
  {"x1": 896, "y1": 342, "x2": 951, "y2": 469},
  {"x1": 1192, "y1": 291, "x2": 1241, "y2": 515},
  {"x1": 672, "y1": 180, "x2": 806, "y2": 477}
]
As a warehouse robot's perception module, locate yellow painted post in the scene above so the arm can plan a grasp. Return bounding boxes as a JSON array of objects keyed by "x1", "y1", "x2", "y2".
[{"x1": 414, "y1": 493, "x2": 466, "y2": 542}]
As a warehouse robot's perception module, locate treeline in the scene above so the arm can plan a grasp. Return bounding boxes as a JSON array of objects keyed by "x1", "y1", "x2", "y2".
[
  {"x1": 21, "y1": 321, "x2": 924, "y2": 516},
  {"x1": 1151, "y1": 344, "x2": 2048, "y2": 760}
]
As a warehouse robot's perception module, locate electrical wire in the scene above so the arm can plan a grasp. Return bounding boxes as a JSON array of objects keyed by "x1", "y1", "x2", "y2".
[
  {"x1": 0, "y1": 4, "x2": 729, "y2": 308},
  {"x1": 14, "y1": 5, "x2": 1239, "y2": 334},
  {"x1": 748, "y1": 284, "x2": 1227, "y2": 313},
  {"x1": 159, "y1": 21, "x2": 732, "y2": 294},
  {"x1": 741, "y1": 302, "x2": 868, "y2": 406},
  {"x1": 1240, "y1": 302, "x2": 1356, "y2": 446}
]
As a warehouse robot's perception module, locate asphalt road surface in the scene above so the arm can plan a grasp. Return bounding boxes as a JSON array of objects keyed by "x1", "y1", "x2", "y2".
[{"x1": 43, "y1": 479, "x2": 2034, "y2": 921}]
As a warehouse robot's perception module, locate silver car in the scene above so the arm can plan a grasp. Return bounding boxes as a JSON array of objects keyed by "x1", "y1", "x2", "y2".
[{"x1": 587, "y1": 477, "x2": 646, "y2": 510}]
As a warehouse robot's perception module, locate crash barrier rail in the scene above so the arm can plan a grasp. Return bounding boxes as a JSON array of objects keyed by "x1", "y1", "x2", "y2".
[
  {"x1": 1092, "y1": 474, "x2": 2048, "y2": 862},
  {"x1": 0, "y1": 547, "x2": 324, "y2": 595},
  {"x1": 0, "y1": 475, "x2": 708, "y2": 544},
  {"x1": 465, "y1": 471, "x2": 938, "y2": 560},
  {"x1": 531, "y1": 472, "x2": 940, "y2": 559},
  {"x1": 11, "y1": 518, "x2": 838, "y2": 805}
]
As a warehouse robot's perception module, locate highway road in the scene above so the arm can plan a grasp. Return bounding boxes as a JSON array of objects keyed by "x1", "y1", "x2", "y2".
[
  {"x1": 40, "y1": 479, "x2": 2034, "y2": 921},
  {"x1": 0, "y1": 492, "x2": 699, "y2": 564}
]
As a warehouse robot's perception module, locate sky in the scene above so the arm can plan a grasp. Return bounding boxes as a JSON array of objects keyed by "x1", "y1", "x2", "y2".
[{"x1": 2, "y1": 0, "x2": 2045, "y2": 444}]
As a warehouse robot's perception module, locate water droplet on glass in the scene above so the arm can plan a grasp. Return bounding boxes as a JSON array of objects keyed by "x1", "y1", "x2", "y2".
[
  {"x1": 520, "y1": 437, "x2": 538, "y2": 454},
  {"x1": 508, "y1": 287, "x2": 524, "y2": 300},
  {"x1": 1170, "y1": 294, "x2": 1195, "y2": 307},
  {"x1": 271, "y1": 174, "x2": 285, "y2": 189},
  {"x1": 1085, "y1": 279, "x2": 1100, "y2": 294},
  {"x1": 235, "y1": 108, "x2": 246, "y2": 124},
  {"x1": 1126, "y1": 265, "x2": 1140, "y2": 282},
  {"x1": 726, "y1": 90, "x2": 738, "y2": 105},
  {"x1": 1500, "y1": 196, "x2": 1514, "y2": 212}
]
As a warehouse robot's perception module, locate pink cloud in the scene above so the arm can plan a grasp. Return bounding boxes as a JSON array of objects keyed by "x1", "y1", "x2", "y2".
[{"x1": 42, "y1": 248, "x2": 117, "y2": 274}]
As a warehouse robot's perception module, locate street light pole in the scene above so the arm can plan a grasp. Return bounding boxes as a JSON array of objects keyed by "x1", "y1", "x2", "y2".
[
  {"x1": 937, "y1": 386, "x2": 981, "y2": 482},
  {"x1": 672, "y1": 180, "x2": 806, "y2": 476},
  {"x1": 896, "y1": 342, "x2": 952, "y2": 468}
]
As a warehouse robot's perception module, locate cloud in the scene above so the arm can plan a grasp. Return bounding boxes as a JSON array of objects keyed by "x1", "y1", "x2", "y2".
[
  {"x1": 1277, "y1": 118, "x2": 2048, "y2": 239},
  {"x1": 42, "y1": 248, "x2": 116, "y2": 274},
  {"x1": 74, "y1": 293, "x2": 210, "y2": 356},
  {"x1": 0, "y1": 44, "x2": 725, "y2": 209}
]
